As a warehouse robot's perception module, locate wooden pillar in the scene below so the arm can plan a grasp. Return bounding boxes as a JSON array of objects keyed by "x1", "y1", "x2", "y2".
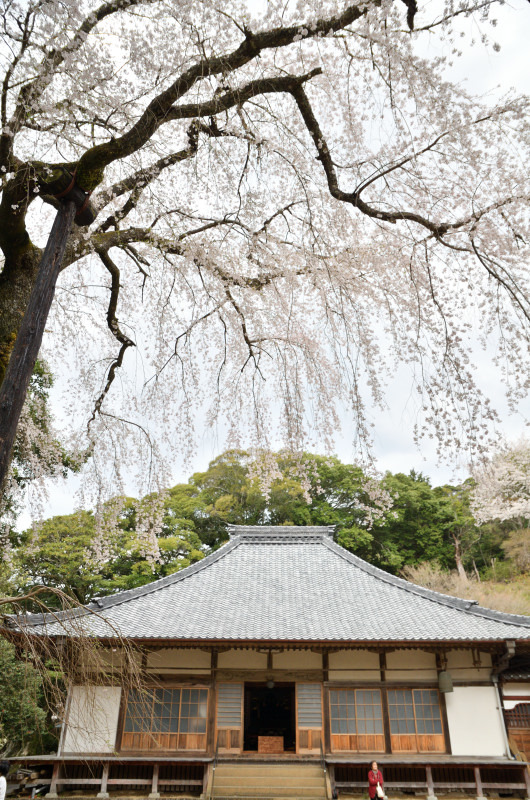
[
  {"x1": 46, "y1": 762, "x2": 61, "y2": 798},
  {"x1": 323, "y1": 684, "x2": 331, "y2": 754},
  {"x1": 523, "y1": 765, "x2": 530, "y2": 800},
  {"x1": 207, "y1": 651, "x2": 218, "y2": 754},
  {"x1": 328, "y1": 765, "x2": 336, "y2": 799},
  {"x1": 148, "y1": 764, "x2": 160, "y2": 799},
  {"x1": 203, "y1": 763, "x2": 214, "y2": 800},
  {"x1": 97, "y1": 762, "x2": 109, "y2": 799},
  {"x1": 380, "y1": 653, "x2": 391, "y2": 754},
  {"x1": 474, "y1": 766, "x2": 486, "y2": 800},
  {"x1": 323, "y1": 651, "x2": 329, "y2": 682},
  {"x1": 425, "y1": 766, "x2": 437, "y2": 800}
]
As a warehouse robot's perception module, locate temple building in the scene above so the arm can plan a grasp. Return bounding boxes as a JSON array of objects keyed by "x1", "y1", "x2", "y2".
[{"x1": 7, "y1": 525, "x2": 530, "y2": 799}]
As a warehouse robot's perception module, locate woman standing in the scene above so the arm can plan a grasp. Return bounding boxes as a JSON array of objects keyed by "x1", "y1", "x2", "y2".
[{"x1": 368, "y1": 760, "x2": 384, "y2": 800}]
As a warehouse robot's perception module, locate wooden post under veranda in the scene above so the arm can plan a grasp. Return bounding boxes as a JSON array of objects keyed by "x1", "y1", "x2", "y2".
[{"x1": 0, "y1": 200, "x2": 76, "y2": 494}]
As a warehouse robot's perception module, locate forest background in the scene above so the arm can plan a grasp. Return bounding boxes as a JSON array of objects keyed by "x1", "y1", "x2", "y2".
[{"x1": 2, "y1": 446, "x2": 529, "y2": 757}]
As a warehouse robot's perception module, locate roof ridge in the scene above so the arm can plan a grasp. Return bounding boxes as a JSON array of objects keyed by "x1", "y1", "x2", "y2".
[{"x1": 323, "y1": 538, "x2": 530, "y2": 629}]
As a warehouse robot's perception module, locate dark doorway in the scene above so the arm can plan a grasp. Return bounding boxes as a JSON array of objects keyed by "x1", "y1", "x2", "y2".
[{"x1": 243, "y1": 683, "x2": 296, "y2": 752}]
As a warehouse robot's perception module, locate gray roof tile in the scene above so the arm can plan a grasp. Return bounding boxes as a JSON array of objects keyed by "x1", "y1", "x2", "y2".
[{"x1": 15, "y1": 526, "x2": 530, "y2": 642}]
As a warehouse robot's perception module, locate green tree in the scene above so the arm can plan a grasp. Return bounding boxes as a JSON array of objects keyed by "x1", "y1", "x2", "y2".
[
  {"x1": 178, "y1": 450, "x2": 394, "y2": 552},
  {"x1": 372, "y1": 472, "x2": 455, "y2": 573},
  {"x1": 434, "y1": 480, "x2": 505, "y2": 580},
  {"x1": 14, "y1": 498, "x2": 205, "y2": 607},
  {"x1": 2, "y1": 360, "x2": 80, "y2": 526},
  {"x1": 0, "y1": 637, "x2": 56, "y2": 756}
]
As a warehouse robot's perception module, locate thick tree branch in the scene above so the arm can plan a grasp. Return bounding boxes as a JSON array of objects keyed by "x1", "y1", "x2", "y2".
[{"x1": 75, "y1": 3, "x2": 366, "y2": 187}]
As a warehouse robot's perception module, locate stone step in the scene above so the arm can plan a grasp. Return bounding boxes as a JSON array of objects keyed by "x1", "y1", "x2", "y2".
[
  {"x1": 212, "y1": 791, "x2": 325, "y2": 799},
  {"x1": 214, "y1": 776, "x2": 324, "y2": 788},
  {"x1": 212, "y1": 796, "x2": 325, "y2": 800},
  {"x1": 214, "y1": 765, "x2": 324, "y2": 778},
  {"x1": 211, "y1": 762, "x2": 327, "y2": 798}
]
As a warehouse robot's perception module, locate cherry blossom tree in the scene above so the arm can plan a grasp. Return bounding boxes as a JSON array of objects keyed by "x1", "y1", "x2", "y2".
[
  {"x1": 472, "y1": 438, "x2": 530, "y2": 524},
  {"x1": 1, "y1": 0, "x2": 529, "y2": 512}
]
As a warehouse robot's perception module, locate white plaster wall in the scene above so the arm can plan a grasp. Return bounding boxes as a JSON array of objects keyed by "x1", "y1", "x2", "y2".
[
  {"x1": 62, "y1": 685, "x2": 122, "y2": 754},
  {"x1": 218, "y1": 650, "x2": 268, "y2": 669},
  {"x1": 446, "y1": 649, "x2": 492, "y2": 681},
  {"x1": 386, "y1": 650, "x2": 437, "y2": 681},
  {"x1": 274, "y1": 650, "x2": 322, "y2": 670},
  {"x1": 503, "y1": 683, "x2": 530, "y2": 697},
  {"x1": 80, "y1": 648, "x2": 141, "y2": 672},
  {"x1": 146, "y1": 647, "x2": 211, "y2": 674},
  {"x1": 445, "y1": 686, "x2": 507, "y2": 756},
  {"x1": 328, "y1": 649, "x2": 380, "y2": 681}
]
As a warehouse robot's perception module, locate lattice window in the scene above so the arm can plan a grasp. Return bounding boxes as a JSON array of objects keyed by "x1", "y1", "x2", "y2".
[
  {"x1": 387, "y1": 689, "x2": 442, "y2": 736},
  {"x1": 330, "y1": 689, "x2": 383, "y2": 735},
  {"x1": 123, "y1": 688, "x2": 208, "y2": 736},
  {"x1": 505, "y1": 703, "x2": 530, "y2": 728}
]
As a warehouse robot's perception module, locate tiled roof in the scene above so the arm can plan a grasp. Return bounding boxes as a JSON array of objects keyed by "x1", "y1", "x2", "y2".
[{"x1": 12, "y1": 525, "x2": 530, "y2": 642}]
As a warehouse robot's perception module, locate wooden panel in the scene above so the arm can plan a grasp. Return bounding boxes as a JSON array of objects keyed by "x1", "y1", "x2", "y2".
[
  {"x1": 390, "y1": 734, "x2": 417, "y2": 752},
  {"x1": 356, "y1": 734, "x2": 385, "y2": 752},
  {"x1": 417, "y1": 734, "x2": 445, "y2": 753},
  {"x1": 216, "y1": 683, "x2": 243, "y2": 753},
  {"x1": 509, "y1": 729, "x2": 530, "y2": 759},
  {"x1": 331, "y1": 734, "x2": 385, "y2": 753},
  {"x1": 258, "y1": 736, "x2": 284, "y2": 753},
  {"x1": 298, "y1": 728, "x2": 322, "y2": 752},
  {"x1": 121, "y1": 732, "x2": 206, "y2": 751},
  {"x1": 309, "y1": 730, "x2": 321, "y2": 750},
  {"x1": 297, "y1": 684, "x2": 323, "y2": 753},
  {"x1": 390, "y1": 731, "x2": 444, "y2": 753}
]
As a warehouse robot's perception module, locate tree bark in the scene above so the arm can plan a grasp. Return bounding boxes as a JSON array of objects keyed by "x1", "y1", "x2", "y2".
[
  {"x1": 451, "y1": 532, "x2": 469, "y2": 582},
  {"x1": 0, "y1": 201, "x2": 76, "y2": 494}
]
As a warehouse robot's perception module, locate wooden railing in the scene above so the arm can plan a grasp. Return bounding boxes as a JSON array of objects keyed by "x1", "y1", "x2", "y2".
[
  {"x1": 332, "y1": 763, "x2": 530, "y2": 799},
  {"x1": 45, "y1": 760, "x2": 206, "y2": 797}
]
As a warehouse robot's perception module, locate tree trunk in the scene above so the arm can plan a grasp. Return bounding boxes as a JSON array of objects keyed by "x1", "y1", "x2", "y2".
[
  {"x1": 0, "y1": 201, "x2": 76, "y2": 493},
  {"x1": 0, "y1": 245, "x2": 43, "y2": 387},
  {"x1": 451, "y1": 532, "x2": 469, "y2": 582}
]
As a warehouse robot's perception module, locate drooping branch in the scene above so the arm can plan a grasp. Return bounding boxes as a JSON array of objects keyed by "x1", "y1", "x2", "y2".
[
  {"x1": 290, "y1": 84, "x2": 526, "y2": 246},
  {"x1": 290, "y1": 84, "x2": 454, "y2": 237},
  {"x1": 87, "y1": 249, "x2": 136, "y2": 426}
]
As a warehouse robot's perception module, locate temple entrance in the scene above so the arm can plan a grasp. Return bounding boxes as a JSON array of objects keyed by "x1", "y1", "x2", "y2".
[{"x1": 243, "y1": 683, "x2": 296, "y2": 752}]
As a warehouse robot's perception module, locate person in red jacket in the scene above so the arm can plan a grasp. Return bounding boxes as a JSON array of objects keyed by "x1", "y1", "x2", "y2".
[{"x1": 368, "y1": 760, "x2": 384, "y2": 799}]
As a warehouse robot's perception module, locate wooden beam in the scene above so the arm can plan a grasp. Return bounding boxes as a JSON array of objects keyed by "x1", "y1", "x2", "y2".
[
  {"x1": 323, "y1": 684, "x2": 331, "y2": 754},
  {"x1": 323, "y1": 651, "x2": 329, "y2": 683}
]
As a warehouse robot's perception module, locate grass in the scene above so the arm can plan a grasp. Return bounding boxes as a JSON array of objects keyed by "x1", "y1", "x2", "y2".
[{"x1": 401, "y1": 564, "x2": 530, "y2": 616}]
